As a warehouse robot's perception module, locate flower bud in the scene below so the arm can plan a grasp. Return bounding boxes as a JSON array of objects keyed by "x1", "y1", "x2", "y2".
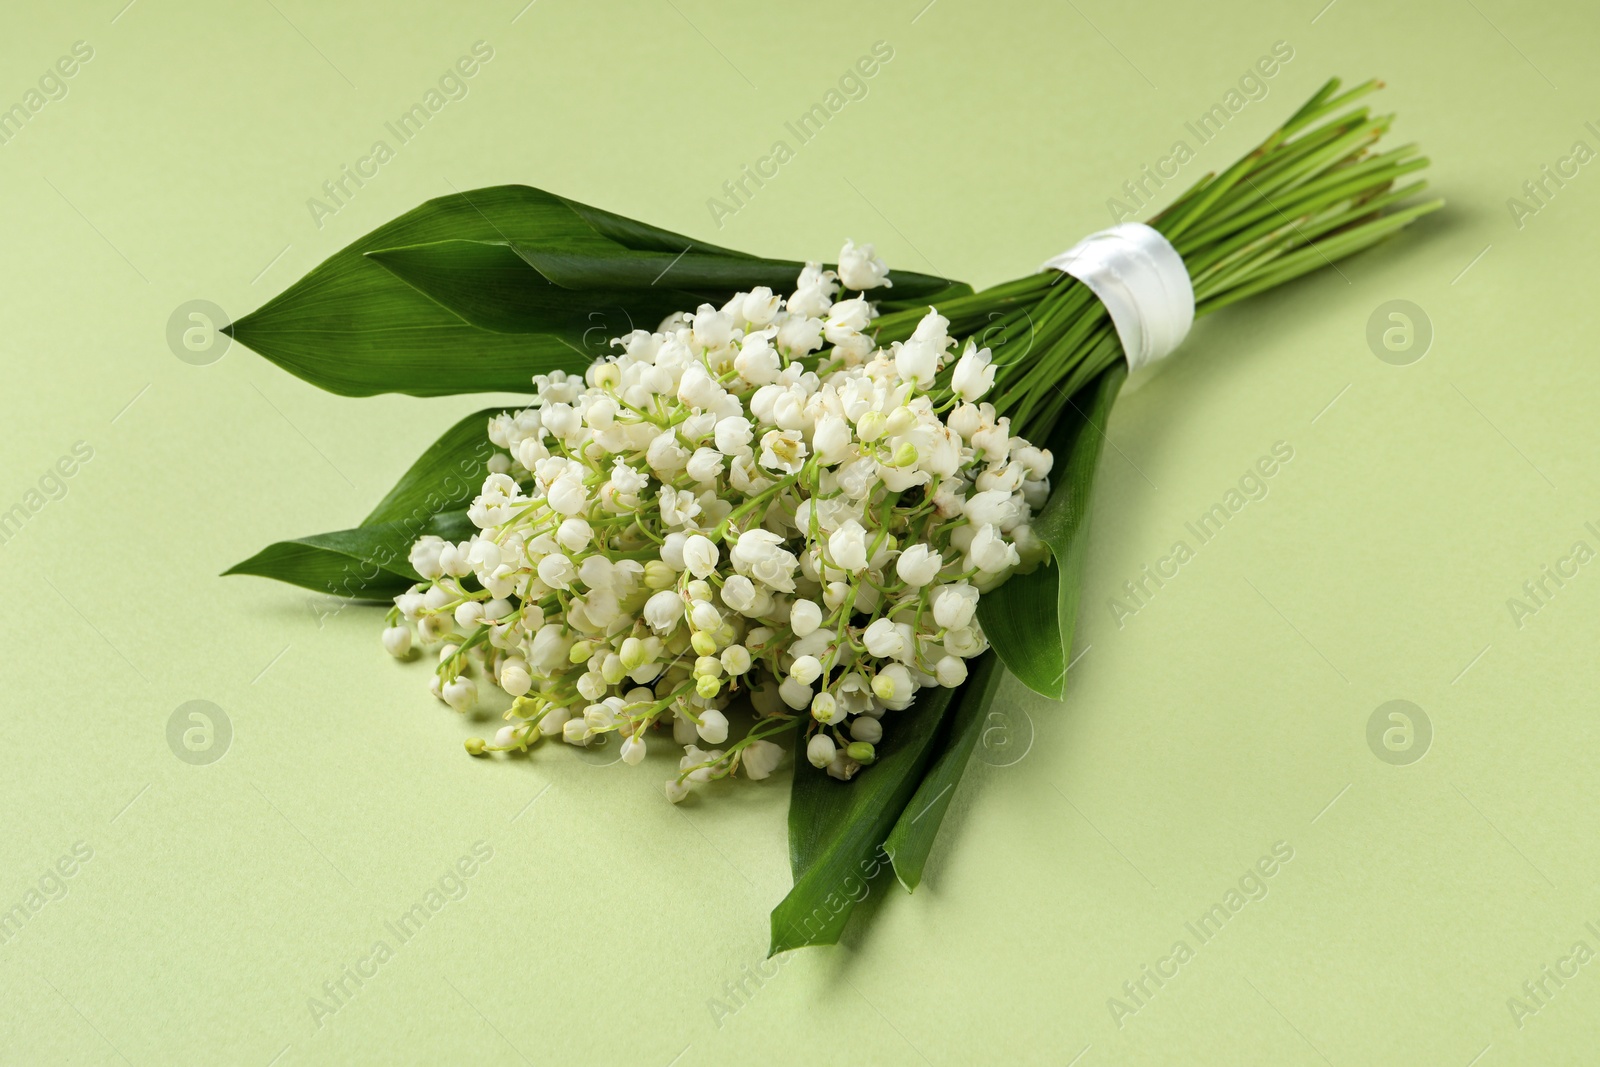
[
  {"x1": 691, "y1": 630, "x2": 719, "y2": 657},
  {"x1": 562, "y1": 717, "x2": 590, "y2": 745},
  {"x1": 643, "y1": 560, "x2": 678, "y2": 589},
  {"x1": 807, "y1": 733, "x2": 837, "y2": 768},
  {"x1": 856, "y1": 410, "x2": 887, "y2": 442},
  {"x1": 620, "y1": 637, "x2": 648, "y2": 671},
  {"x1": 683, "y1": 534, "x2": 719, "y2": 578},
  {"x1": 850, "y1": 717, "x2": 883, "y2": 744},
  {"x1": 790, "y1": 599, "x2": 824, "y2": 637},
  {"x1": 779, "y1": 677, "x2": 812, "y2": 710},
  {"x1": 790, "y1": 655, "x2": 823, "y2": 685},
  {"x1": 696, "y1": 674, "x2": 722, "y2": 700},
  {"x1": 720, "y1": 645, "x2": 753, "y2": 675},
  {"x1": 846, "y1": 741, "x2": 876, "y2": 764},
  {"x1": 811, "y1": 691, "x2": 844, "y2": 724},
  {"x1": 538, "y1": 707, "x2": 571, "y2": 737},
  {"x1": 690, "y1": 600, "x2": 722, "y2": 632},
  {"x1": 863, "y1": 618, "x2": 905, "y2": 658},
  {"x1": 697, "y1": 707, "x2": 729, "y2": 743},
  {"x1": 721, "y1": 574, "x2": 757, "y2": 613},
  {"x1": 935, "y1": 655, "x2": 968, "y2": 687},
  {"x1": 500, "y1": 660, "x2": 533, "y2": 697},
  {"x1": 895, "y1": 545, "x2": 943, "y2": 586},
  {"x1": 576, "y1": 671, "x2": 607, "y2": 700},
  {"x1": 443, "y1": 676, "x2": 477, "y2": 713},
  {"x1": 382, "y1": 626, "x2": 413, "y2": 658},
  {"x1": 557, "y1": 517, "x2": 593, "y2": 551},
  {"x1": 871, "y1": 664, "x2": 911, "y2": 701}
]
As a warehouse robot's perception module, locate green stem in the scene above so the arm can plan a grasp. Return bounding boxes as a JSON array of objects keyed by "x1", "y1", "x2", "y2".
[{"x1": 881, "y1": 76, "x2": 1441, "y2": 439}]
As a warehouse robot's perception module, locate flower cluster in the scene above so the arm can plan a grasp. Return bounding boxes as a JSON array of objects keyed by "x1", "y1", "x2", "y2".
[{"x1": 382, "y1": 243, "x2": 1052, "y2": 801}]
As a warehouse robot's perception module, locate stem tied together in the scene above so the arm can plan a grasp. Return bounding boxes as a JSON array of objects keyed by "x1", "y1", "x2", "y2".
[{"x1": 871, "y1": 77, "x2": 1443, "y2": 442}]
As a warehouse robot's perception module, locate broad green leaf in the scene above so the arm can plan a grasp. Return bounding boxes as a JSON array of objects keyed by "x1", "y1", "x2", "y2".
[
  {"x1": 515, "y1": 245, "x2": 806, "y2": 293},
  {"x1": 882, "y1": 651, "x2": 1006, "y2": 891},
  {"x1": 223, "y1": 511, "x2": 476, "y2": 601},
  {"x1": 226, "y1": 184, "x2": 969, "y2": 397},
  {"x1": 771, "y1": 684, "x2": 955, "y2": 955},
  {"x1": 363, "y1": 407, "x2": 507, "y2": 526},
  {"x1": 225, "y1": 186, "x2": 608, "y2": 396},
  {"x1": 538, "y1": 196, "x2": 969, "y2": 303},
  {"x1": 877, "y1": 279, "x2": 977, "y2": 315},
  {"x1": 977, "y1": 363, "x2": 1124, "y2": 699},
  {"x1": 556, "y1": 195, "x2": 754, "y2": 258},
  {"x1": 370, "y1": 238, "x2": 967, "y2": 337},
  {"x1": 366, "y1": 240, "x2": 707, "y2": 337}
]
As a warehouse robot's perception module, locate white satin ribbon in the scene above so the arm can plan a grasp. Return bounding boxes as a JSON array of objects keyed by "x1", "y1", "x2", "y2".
[{"x1": 1042, "y1": 223, "x2": 1194, "y2": 373}]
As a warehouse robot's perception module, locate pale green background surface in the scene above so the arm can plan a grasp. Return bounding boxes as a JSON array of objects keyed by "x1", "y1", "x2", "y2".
[{"x1": 2, "y1": 0, "x2": 1596, "y2": 1063}]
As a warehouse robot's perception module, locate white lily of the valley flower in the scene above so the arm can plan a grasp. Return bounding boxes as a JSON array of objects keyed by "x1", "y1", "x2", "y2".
[
  {"x1": 951, "y1": 343, "x2": 997, "y2": 401},
  {"x1": 837, "y1": 240, "x2": 892, "y2": 291},
  {"x1": 742, "y1": 740, "x2": 784, "y2": 780}
]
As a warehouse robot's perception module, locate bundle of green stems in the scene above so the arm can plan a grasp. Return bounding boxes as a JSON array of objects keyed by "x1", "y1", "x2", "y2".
[{"x1": 873, "y1": 77, "x2": 1442, "y2": 441}]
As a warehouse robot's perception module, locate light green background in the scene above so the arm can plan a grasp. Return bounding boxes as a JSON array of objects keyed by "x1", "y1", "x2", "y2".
[{"x1": 2, "y1": 0, "x2": 1597, "y2": 1063}]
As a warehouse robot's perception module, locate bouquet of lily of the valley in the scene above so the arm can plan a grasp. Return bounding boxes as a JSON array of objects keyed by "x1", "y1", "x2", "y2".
[{"x1": 225, "y1": 78, "x2": 1438, "y2": 953}]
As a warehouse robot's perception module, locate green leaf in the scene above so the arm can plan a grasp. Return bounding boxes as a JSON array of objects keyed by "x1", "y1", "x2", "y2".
[
  {"x1": 875, "y1": 279, "x2": 979, "y2": 316},
  {"x1": 369, "y1": 238, "x2": 967, "y2": 337},
  {"x1": 226, "y1": 184, "x2": 970, "y2": 397},
  {"x1": 227, "y1": 409, "x2": 504, "y2": 600},
  {"x1": 770, "y1": 684, "x2": 956, "y2": 955},
  {"x1": 225, "y1": 186, "x2": 608, "y2": 396},
  {"x1": 977, "y1": 363, "x2": 1124, "y2": 699},
  {"x1": 882, "y1": 651, "x2": 1006, "y2": 891},
  {"x1": 365, "y1": 240, "x2": 708, "y2": 337},
  {"x1": 223, "y1": 511, "x2": 476, "y2": 600},
  {"x1": 362, "y1": 407, "x2": 507, "y2": 526},
  {"x1": 555, "y1": 195, "x2": 754, "y2": 258}
]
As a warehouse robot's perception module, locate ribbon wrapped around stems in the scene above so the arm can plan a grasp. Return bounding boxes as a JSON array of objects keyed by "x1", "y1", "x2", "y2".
[{"x1": 1043, "y1": 222, "x2": 1195, "y2": 373}]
